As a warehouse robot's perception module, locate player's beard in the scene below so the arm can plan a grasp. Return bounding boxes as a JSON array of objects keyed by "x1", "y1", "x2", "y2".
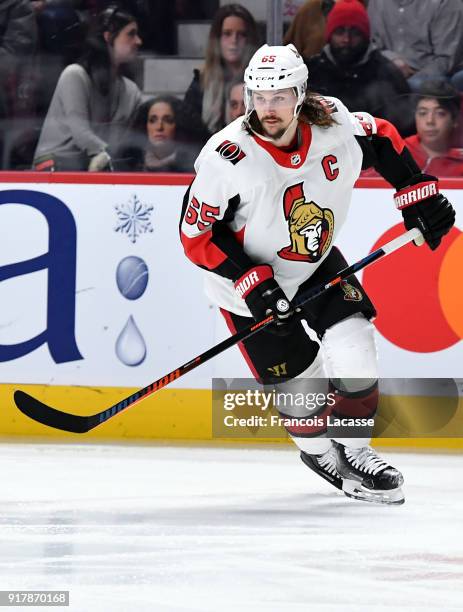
[
  {"x1": 260, "y1": 117, "x2": 287, "y2": 140},
  {"x1": 264, "y1": 126, "x2": 287, "y2": 140}
]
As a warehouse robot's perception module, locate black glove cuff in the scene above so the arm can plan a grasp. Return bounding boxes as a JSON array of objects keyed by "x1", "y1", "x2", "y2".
[{"x1": 395, "y1": 172, "x2": 438, "y2": 191}]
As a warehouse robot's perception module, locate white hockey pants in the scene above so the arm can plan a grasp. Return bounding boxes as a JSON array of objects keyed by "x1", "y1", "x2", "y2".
[{"x1": 276, "y1": 314, "x2": 378, "y2": 454}]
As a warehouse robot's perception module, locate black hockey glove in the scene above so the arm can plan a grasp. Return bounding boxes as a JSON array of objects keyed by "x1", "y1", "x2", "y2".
[
  {"x1": 394, "y1": 174, "x2": 455, "y2": 251},
  {"x1": 234, "y1": 265, "x2": 299, "y2": 336}
]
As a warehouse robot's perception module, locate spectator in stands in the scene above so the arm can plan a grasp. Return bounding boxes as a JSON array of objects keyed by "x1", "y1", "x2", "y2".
[
  {"x1": 0, "y1": 0, "x2": 37, "y2": 166},
  {"x1": 306, "y1": 0, "x2": 411, "y2": 133},
  {"x1": 225, "y1": 78, "x2": 245, "y2": 124},
  {"x1": 116, "y1": 95, "x2": 199, "y2": 172},
  {"x1": 368, "y1": 0, "x2": 463, "y2": 91},
  {"x1": 0, "y1": 0, "x2": 36, "y2": 87},
  {"x1": 32, "y1": 1, "x2": 87, "y2": 117},
  {"x1": 180, "y1": 3, "x2": 259, "y2": 143},
  {"x1": 101, "y1": 0, "x2": 176, "y2": 54},
  {"x1": 33, "y1": 6, "x2": 142, "y2": 171},
  {"x1": 404, "y1": 81, "x2": 463, "y2": 176},
  {"x1": 284, "y1": 0, "x2": 365, "y2": 62}
]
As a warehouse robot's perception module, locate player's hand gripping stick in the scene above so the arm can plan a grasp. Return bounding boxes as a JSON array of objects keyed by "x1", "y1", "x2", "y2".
[
  {"x1": 394, "y1": 174, "x2": 456, "y2": 250},
  {"x1": 234, "y1": 265, "x2": 298, "y2": 335}
]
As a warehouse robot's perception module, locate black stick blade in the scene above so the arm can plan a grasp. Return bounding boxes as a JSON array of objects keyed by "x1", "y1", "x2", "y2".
[{"x1": 14, "y1": 390, "x2": 91, "y2": 434}]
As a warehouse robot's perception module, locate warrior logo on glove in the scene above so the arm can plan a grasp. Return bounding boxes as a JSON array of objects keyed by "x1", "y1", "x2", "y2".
[{"x1": 278, "y1": 182, "x2": 334, "y2": 262}]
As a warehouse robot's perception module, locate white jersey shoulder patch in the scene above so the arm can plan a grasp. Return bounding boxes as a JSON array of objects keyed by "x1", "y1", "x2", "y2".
[
  {"x1": 314, "y1": 95, "x2": 339, "y2": 115},
  {"x1": 194, "y1": 119, "x2": 250, "y2": 173},
  {"x1": 214, "y1": 139, "x2": 247, "y2": 165},
  {"x1": 316, "y1": 96, "x2": 378, "y2": 138},
  {"x1": 350, "y1": 111, "x2": 378, "y2": 138}
]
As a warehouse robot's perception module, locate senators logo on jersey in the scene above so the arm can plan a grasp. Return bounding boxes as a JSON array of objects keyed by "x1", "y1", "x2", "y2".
[{"x1": 278, "y1": 182, "x2": 334, "y2": 263}]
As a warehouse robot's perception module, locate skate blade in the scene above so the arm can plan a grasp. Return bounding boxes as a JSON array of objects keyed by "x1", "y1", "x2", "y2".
[{"x1": 342, "y1": 479, "x2": 405, "y2": 505}]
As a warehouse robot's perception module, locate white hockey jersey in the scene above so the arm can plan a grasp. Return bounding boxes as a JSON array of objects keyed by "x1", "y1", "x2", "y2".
[{"x1": 180, "y1": 97, "x2": 406, "y2": 317}]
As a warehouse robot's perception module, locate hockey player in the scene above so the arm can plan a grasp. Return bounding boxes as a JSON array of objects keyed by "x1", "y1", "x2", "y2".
[{"x1": 180, "y1": 44, "x2": 455, "y2": 505}]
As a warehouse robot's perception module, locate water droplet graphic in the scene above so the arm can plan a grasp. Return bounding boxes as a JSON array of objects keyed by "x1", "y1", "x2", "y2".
[
  {"x1": 116, "y1": 256, "x2": 149, "y2": 300},
  {"x1": 115, "y1": 315, "x2": 147, "y2": 366}
]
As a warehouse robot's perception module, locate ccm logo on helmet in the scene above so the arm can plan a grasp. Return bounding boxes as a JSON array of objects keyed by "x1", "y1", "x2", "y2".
[
  {"x1": 394, "y1": 181, "x2": 439, "y2": 209},
  {"x1": 216, "y1": 140, "x2": 246, "y2": 165}
]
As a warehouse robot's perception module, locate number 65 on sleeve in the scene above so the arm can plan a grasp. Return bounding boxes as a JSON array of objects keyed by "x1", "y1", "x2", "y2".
[{"x1": 184, "y1": 196, "x2": 220, "y2": 232}]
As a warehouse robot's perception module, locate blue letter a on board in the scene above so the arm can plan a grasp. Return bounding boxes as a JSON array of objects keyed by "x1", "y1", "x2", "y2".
[{"x1": 0, "y1": 190, "x2": 83, "y2": 363}]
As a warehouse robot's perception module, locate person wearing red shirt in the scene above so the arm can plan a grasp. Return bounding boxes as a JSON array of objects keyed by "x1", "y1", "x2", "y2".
[{"x1": 404, "y1": 80, "x2": 463, "y2": 177}]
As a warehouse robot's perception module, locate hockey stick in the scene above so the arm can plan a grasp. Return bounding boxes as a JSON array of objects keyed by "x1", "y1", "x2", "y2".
[{"x1": 13, "y1": 227, "x2": 422, "y2": 433}]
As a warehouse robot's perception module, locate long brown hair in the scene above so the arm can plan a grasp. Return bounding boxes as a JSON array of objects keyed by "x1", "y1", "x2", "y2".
[
  {"x1": 79, "y1": 6, "x2": 138, "y2": 96},
  {"x1": 201, "y1": 4, "x2": 259, "y2": 133},
  {"x1": 299, "y1": 92, "x2": 337, "y2": 127}
]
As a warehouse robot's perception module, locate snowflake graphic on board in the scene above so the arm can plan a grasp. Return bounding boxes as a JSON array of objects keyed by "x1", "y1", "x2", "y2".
[{"x1": 114, "y1": 194, "x2": 154, "y2": 243}]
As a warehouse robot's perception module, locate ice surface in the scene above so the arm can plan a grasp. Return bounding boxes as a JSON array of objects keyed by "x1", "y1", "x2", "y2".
[{"x1": 0, "y1": 442, "x2": 462, "y2": 612}]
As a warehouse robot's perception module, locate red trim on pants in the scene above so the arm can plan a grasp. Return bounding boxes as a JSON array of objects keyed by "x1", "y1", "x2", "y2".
[{"x1": 330, "y1": 383, "x2": 378, "y2": 419}]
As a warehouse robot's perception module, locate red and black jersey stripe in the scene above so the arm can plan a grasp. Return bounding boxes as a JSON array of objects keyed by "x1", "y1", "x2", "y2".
[
  {"x1": 180, "y1": 186, "x2": 254, "y2": 281},
  {"x1": 356, "y1": 117, "x2": 421, "y2": 188}
]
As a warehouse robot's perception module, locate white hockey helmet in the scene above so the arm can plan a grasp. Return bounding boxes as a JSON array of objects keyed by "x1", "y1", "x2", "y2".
[{"x1": 243, "y1": 43, "x2": 308, "y2": 120}]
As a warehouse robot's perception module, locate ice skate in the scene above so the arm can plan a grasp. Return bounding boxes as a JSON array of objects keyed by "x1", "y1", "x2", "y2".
[
  {"x1": 300, "y1": 445, "x2": 343, "y2": 491},
  {"x1": 333, "y1": 442, "x2": 405, "y2": 505}
]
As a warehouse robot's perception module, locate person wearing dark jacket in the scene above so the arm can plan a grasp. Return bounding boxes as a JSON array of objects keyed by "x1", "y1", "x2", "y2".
[
  {"x1": 306, "y1": 0, "x2": 412, "y2": 134},
  {"x1": 283, "y1": 0, "x2": 368, "y2": 62},
  {"x1": 0, "y1": 0, "x2": 37, "y2": 165},
  {"x1": 116, "y1": 96, "x2": 199, "y2": 172},
  {"x1": 0, "y1": 0, "x2": 37, "y2": 114}
]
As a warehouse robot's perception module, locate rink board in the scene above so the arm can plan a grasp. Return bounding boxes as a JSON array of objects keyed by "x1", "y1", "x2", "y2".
[
  {"x1": 0, "y1": 173, "x2": 462, "y2": 448},
  {"x1": 1, "y1": 383, "x2": 462, "y2": 450}
]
